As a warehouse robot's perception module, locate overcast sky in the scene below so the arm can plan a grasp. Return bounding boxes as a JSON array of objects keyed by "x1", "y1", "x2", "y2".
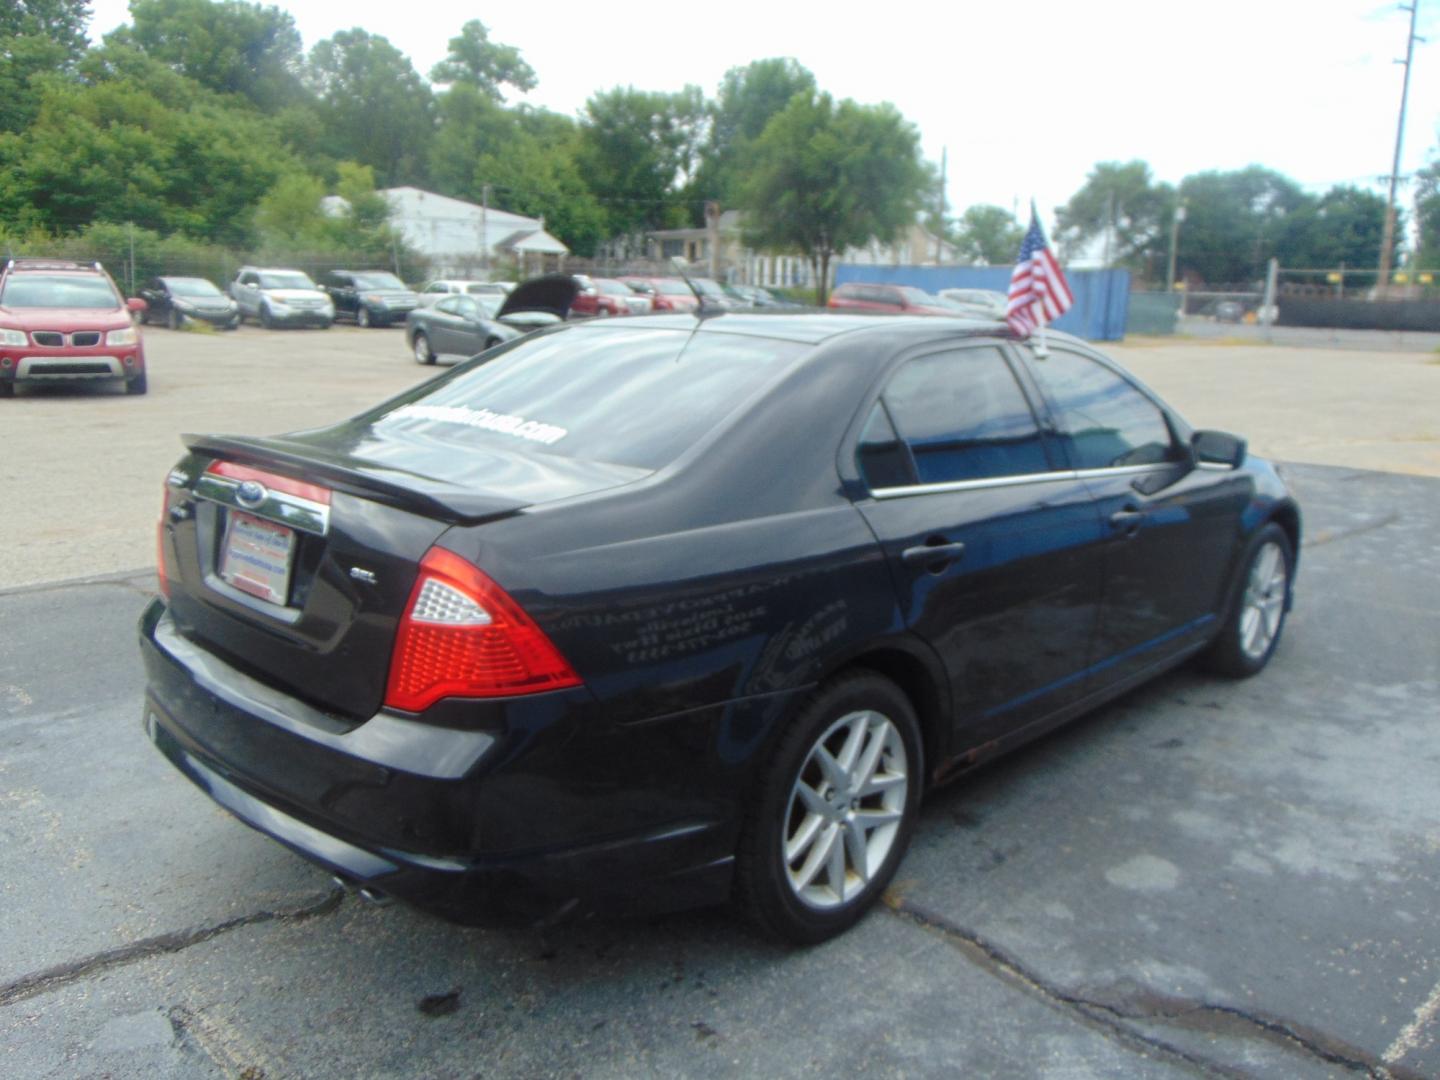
[{"x1": 85, "y1": 0, "x2": 1439, "y2": 239}]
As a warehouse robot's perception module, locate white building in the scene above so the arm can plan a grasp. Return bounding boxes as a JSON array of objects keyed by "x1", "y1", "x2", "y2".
[{"x1": 326, "y1": 186, "x2": 569, "y2": 277}]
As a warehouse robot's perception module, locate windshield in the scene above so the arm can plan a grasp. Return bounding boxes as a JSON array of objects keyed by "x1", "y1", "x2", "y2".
[
  {"x1": 595, "y1": 279, "x2": 634, "y2": 295},
  {"x1": 372, "y1": 326, "x2": 807, "y2": 471},
  {"x1": 1, "y1": 274, "x2": 121, "y2": 309},
  {"x1": 166, "y1": 278, "x2": 223, "y2": 298},
  {"x1": 353, "y1": 272, "x2": 407, "y2": 290},
  {"x1": 258, "y1": 272, "x2": 316, "y2": 290},
  {"x1": 654, "y1": 280, "x2": 693, "y2": 296}
]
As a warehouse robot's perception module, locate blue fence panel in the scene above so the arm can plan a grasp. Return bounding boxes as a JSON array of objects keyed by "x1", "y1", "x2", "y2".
[{"x1": 832, "y1": 264, "x2": 1132, "y2": 341}]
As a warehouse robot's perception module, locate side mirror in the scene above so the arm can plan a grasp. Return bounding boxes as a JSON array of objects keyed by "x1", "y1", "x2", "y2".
[
  {"x1": 127, "y1": 297, "x2": 148, "y2": 313},
  {"x1": 1192, "y1": 429, "x2": 1246, "y2": 468}
]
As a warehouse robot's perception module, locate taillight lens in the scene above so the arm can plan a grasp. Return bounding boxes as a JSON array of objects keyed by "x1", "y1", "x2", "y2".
[
  {"x1": 157, "y1": 484, "x2": 172, "y2": 598},
  {"x1": 384, "y1": 547, "x2": 581, "y2": 712}
]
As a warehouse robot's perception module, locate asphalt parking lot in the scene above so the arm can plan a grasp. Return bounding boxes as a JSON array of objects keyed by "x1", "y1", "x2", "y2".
[{"x1": 2, "y1": 322, "x2": 1439, "y2": 1077}]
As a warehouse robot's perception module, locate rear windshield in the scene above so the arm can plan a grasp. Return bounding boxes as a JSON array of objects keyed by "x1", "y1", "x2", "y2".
[
  {"x1": 1, "y1": 274, "x2": 121, "y2": 309},
  {"x1": 373, "y1": 326, "x2": 807, "y2": 471}
]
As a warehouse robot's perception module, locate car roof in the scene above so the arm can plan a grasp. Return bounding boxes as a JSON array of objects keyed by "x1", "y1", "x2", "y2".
[
  {"x1": 4, "y1": 259, "x2": 106, "y2": 274},
  {"x1": 566, "y1": 310, "x2": 1014, "y2": 346}
]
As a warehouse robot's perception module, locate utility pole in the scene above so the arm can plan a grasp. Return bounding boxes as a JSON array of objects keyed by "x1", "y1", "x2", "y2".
[
  {"x1": 1377, "y1": 0, "x2": 1422, "y2": 297},
  {"x1": 1166, "y1": 204, "x2": 1186, "y2": 292}
]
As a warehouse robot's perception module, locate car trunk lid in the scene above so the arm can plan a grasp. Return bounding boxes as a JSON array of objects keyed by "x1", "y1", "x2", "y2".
[{"x1": 162, "y1": 429, "x2": 644, "y2": 719}]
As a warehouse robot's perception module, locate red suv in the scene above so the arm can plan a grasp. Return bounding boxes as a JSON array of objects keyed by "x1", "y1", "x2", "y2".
[{"x1": 0, "y1": 259, "x2": 149, "y2": 397}]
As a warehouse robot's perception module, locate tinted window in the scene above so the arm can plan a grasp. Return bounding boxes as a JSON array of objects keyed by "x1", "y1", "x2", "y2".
[
  {"x1": 856, "y1": 403, "x2": 916, "y2": 489},
  {"x1": 435, "y1": 296, "x2": 465, "y2": 315},
  {"x1": 878, "y1": 347, "x2": 1049, "y2": 484},
  {"x1": 424, "y1": 283, "x2": 448, "y2": 294},
  {"x1": 1028, "y1": 349, "x2": 1179, "y2": 470},
  {"x1": 167, "y1": 277, "x2": 222, "y2": 297},
  {"x1": 372, "y1": 327, "x2": 806, "y2": 471},
  {"x1": 354, "y1": 272, "x2": 406, "y2": 289}
]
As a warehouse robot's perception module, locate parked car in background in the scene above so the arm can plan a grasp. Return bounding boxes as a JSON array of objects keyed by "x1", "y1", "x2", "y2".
[
  {"x1": 689, "y1": 276, "x2": 734, "y2": 310},
  {"x1": 406, "y1": 273, "x2": 578, "y2": 364},
  {"x1": 139, "y1": 276, "x2": 240, "y2": 331},
  {"x1": 938, "y1": 288, "x2": 1008, "y2": 317},
  {"x1": 143, "y1": 309, "x2": 1299, "y2": 943},
  {"x1": 570, "y1": 276, "x2": 653, "y2": 317},
  {"x1": 321, "y1": 270, "x2": 420, "y2": 328},
  {"x1": 828, "y1": 282, "x2": 956, "y2": 316},
  {"x1": 416, "y1": 280, "x2": 510, "y2": 308},
  {"x1": 725, "y1": 283, "x2": 801, "y2": 309},
  {"x1": 1214, "y1": 300, "x2": 1244, "y2": 323},
  {"x1": 0, "y1": 258, "x2": 148, "y2": 396},
  {"x1": 229, "y1": 268, "x2": 333, "y2": 329},
  {"x1": 619, "y1": 276, "x2": 700, "y2": 313}
]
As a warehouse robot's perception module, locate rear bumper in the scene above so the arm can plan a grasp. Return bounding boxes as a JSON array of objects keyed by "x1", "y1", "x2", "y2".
[{"x1": 138, "y1": 599, "x2": 744, "y2": 923}]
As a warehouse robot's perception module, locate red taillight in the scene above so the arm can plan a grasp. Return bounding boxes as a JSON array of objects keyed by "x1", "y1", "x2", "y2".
[
  {"x1": 157, "y1": 484, "x2": 172, "y2": 598},
  {"x1": 384, "y1": 547, "x2": 581, "y2": 712}
]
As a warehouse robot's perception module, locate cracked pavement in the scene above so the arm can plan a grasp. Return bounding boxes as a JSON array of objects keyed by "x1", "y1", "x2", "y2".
[{"x1": 2, "y1": 462, "x2": 1437, "y2": 1078}]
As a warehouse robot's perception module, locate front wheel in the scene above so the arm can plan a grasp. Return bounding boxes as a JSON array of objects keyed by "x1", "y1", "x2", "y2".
[
  {"x1": 735, "y1": 671, "x2": 922, "y2": 945},
  {"x1": 412, "y1": 332, "x2": 435, "y2": 365},
  {"x1": 357, "y1": 307, "x2": 371, "y2": 328},
  {"x1": 1200, "y1": 523, "x2": 1293, "y2": 678},
  {"x1": 124, "y1": 372, "x2": 148, "y2": 395},
  {"x1": 167, "y1": 307, "x2": 181, "y2": 331},
  {"x1": 259, "y1": 304, "x2": 275, "y2": 330}
]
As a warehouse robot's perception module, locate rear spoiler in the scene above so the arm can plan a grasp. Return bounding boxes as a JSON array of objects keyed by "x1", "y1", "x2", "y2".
[{"x1": 183, "y1": 434, "x2": 528, "y2": 525}]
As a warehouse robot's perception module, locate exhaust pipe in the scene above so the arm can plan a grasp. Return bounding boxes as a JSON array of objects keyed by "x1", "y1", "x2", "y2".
[{"x1": 331, "y1": 875, "x2": 394, "y2": 907}]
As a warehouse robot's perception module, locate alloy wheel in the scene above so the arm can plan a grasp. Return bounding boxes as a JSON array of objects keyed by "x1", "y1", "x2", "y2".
[
  {"x1": 782, "y1": 709, "x2": 908, "y2": 910},
  {"x1": 1239, "y1": 541, "x2": 1287, "y2": 661}
]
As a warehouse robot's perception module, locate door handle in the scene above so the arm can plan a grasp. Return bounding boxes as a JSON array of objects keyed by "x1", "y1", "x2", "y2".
[
  {"x1": 901, "y1": 540, "x2": 966, "y2": 567},
  {"x1": 1109, "y1": 508, "x2": 1145, "y2": 536}
]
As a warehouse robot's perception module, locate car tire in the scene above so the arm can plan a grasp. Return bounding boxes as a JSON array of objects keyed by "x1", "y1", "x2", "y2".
[
  {"x1": 1200, "y1": 523, "x2": 1293, "y2": 678},
  {"x1": 167, "y1": 307, "x2": 181, "y2": 331},
  {"x1": 0, "y1": 381, "x2": 14, "y2": 398},
  {"x1": 125, "y1": 373, "x2": 148, "y2": 396},
  {"x1": 412, "y1": 332, "x2": 435, "y2": 365},
  {"x1": 734, "y1": 670, "x2": 923, "y2": 945},
  {"x1": 260, "y1": 304, "x2": 275, "y2": 330}
]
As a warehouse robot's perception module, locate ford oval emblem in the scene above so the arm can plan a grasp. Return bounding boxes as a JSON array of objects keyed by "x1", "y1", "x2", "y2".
[{"x1": 236, "y1": 480, "x2": 267, "y2": 507}]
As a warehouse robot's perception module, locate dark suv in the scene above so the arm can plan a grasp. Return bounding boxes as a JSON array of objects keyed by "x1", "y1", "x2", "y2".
[
  {"x1": 321, "y1": 270, "x2": 420, "y2": 328},
  {"x1": 0, "y1": 259, "x2": 148, "y2": 396}
]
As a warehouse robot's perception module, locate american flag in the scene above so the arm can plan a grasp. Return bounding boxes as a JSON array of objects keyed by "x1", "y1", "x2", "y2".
[{"x1": 1006, "y1": 208, "x2": 1073, "y2": 338}]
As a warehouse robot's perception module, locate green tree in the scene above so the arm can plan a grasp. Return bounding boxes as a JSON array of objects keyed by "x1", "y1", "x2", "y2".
[
  {"x1": 1276, "y1": 185, "x2": 1390, "y2": 276},
  {"x1": 429, "y1": 20, "x2": 536, "y2": 101},
  {"x1": 1056, "y1": 160, "x2": 1173, "y2": 272},
  {"x1": 577, "y1": 86, "x2": 705, "y2": 236},
  {"x1": 740, "y1": 91, "x2": 928, "y2": 304},
  {"x1": 0, "y1": 0, "x2": 90, "y2": 52},
  {"x1": 1415, "y1": 153, "x2": 1440, "y2": 271},
  {"x1": 0, "y1": 0, "x2": 92, "y2": 134},
  {"x1": 953, "y1": 204, "x2": 1024, "y2": 265},
  {"x1": 2, "y1": 45, "x2": 296, "y2": 245},
  {"x1": 119, "y1": 0, "x2": 305, "y2": 112},
  {"x1": 306, "y1": 29, "x2": 435, "y2": 187},
  {"x1": 694, "y1": 58, "x2": 816, "y2": 212},
  {"x1": 1176, "y1": 166, "x2": 1307, "y2": 283}
]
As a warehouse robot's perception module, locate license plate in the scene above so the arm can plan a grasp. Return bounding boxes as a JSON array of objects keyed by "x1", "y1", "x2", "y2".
[{"x1": 219, "y1": 510, "x2": 295, "y2": 605}]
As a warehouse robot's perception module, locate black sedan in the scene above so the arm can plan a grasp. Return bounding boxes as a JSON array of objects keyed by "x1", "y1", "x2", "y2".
[
  {"x1": 142, "y1": 313, "x2": 1300, "y2": 943},
  {"x1": 138, "y1": 276, "x2": 241, "y2": 330},
  {"x1": 405, "y1": 274, "x2": 576, "y2": 364}
]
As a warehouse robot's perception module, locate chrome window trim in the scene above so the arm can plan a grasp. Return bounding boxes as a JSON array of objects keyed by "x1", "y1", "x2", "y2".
[
  {"x1": 869, "y1": 462, "x2": 1181, "y2": 500},
  {"x1": 871, "y1": 469, "x2": 1079, "y2": 499},
  {"x1": 194, "y1": 473, "x2": 331, "y2": 536}
]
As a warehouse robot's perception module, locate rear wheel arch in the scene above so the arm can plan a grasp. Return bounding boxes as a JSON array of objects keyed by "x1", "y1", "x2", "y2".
[{"x1": 816, "y1": 645, "x2": 949, "y2": 792}]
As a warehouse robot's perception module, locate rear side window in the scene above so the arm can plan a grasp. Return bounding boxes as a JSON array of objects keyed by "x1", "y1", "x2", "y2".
[
  {"x1": 867, "y1": 346, "x2": 1049, "y2": 486},
  {"x1": 373, "y1": 326, "x2": 807, "y2": 471},
  {"x1": 1027, "y1": 348, "x2": 1180, "y2": 470}
]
